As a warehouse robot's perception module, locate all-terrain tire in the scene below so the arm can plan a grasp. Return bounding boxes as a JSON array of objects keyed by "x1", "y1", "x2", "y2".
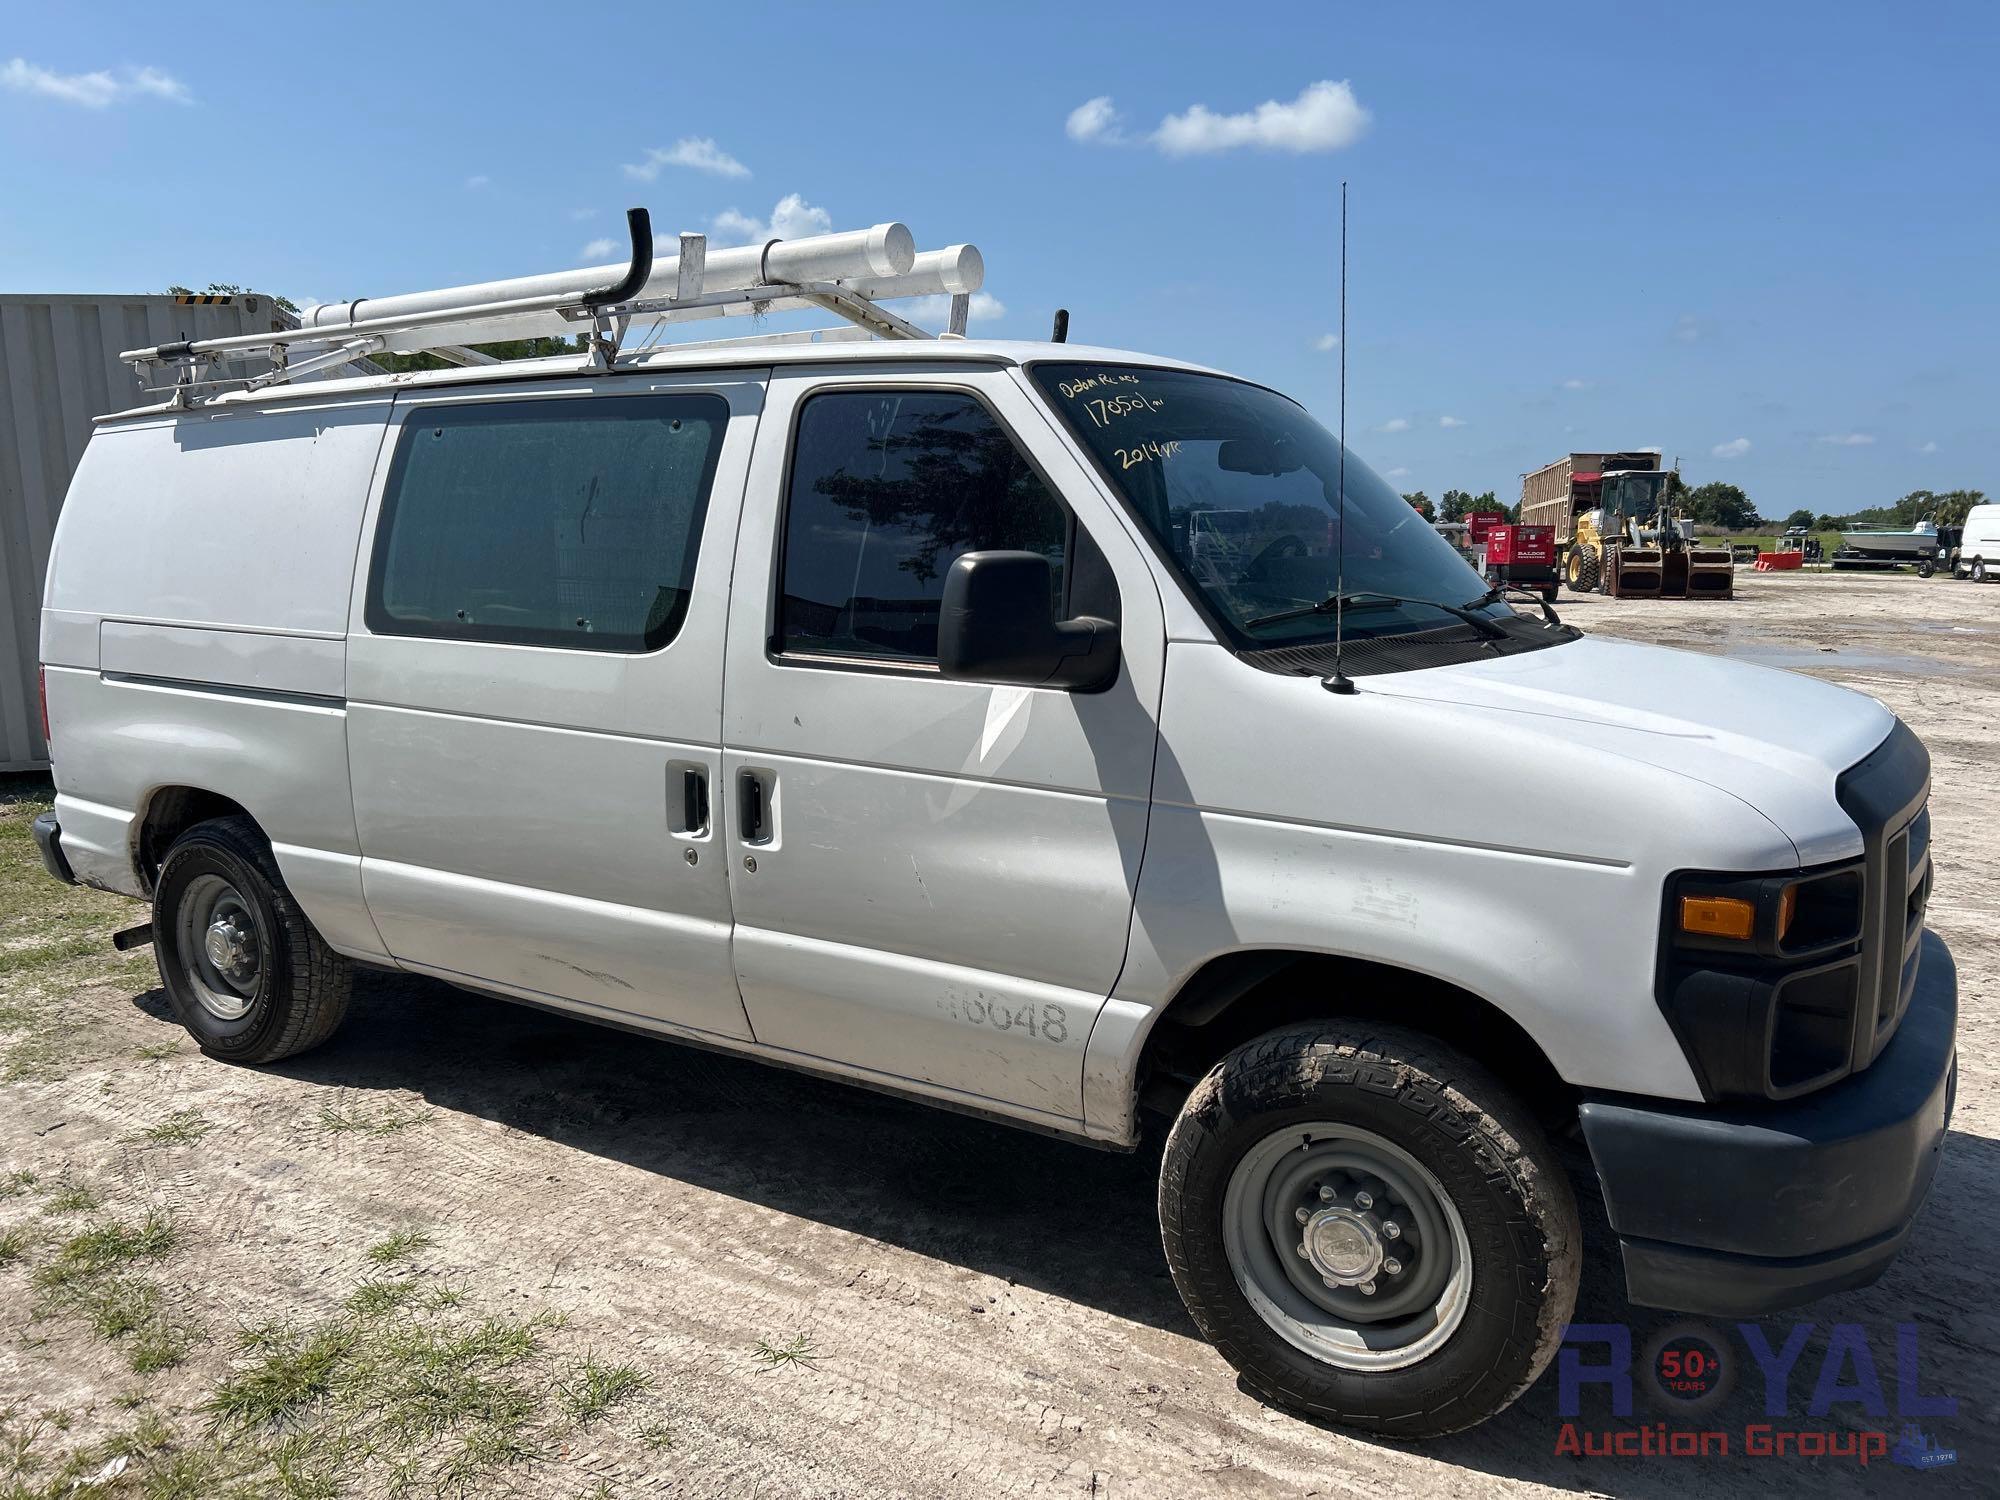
[
  {"x1": 1565, "y1": 544, "x2": 1600, "y2": 595},
  {"x1": 153, "y1": 815, "x2": 352, "y2": 1063},
  {"x1": 1975, "y1": 557, "x2": 1989, "y2": 584},
  {"x1": 1159, "y1": 1023, "x2": 1580, "y2": 1437}
]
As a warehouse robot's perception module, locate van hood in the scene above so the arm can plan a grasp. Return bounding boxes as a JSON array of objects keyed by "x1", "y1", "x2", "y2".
[{"x1": 1366, "y1": 636, "x2": 1896, "y2": 864}]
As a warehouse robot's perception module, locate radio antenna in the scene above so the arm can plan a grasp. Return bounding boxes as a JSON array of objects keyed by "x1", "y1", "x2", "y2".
[{"x1": 1323, "y1": 180, "x2": 1356, "y2": 695}]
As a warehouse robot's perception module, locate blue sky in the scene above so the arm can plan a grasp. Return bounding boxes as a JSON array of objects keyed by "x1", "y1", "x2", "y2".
[{"x1": 2, "y1": 1, "x2": 1992, "y2": 514}]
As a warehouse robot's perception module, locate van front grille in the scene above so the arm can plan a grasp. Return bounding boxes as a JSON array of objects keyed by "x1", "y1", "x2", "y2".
[{"x1": 1835, "y1": 723, "x2": 1932, "y2": 1074}]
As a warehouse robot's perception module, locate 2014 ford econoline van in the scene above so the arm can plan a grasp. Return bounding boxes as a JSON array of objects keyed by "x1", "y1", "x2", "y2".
[{"x1": 30, "y1": 223, "x2": 1955, "y2": 1435}]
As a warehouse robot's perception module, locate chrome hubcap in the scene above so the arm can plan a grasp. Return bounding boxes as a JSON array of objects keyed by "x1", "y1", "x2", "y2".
[{"x1": 176, "y1": 874, "x2": 262, "y2": 1021}]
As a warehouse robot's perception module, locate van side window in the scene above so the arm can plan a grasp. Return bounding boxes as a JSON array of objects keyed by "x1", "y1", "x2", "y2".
[
  {"x1": 778, "y1": 390, "x2": 1071, "y2": 663},
  {"x1": 367, "y1": 393, "x2": 728, "y2": 652}
]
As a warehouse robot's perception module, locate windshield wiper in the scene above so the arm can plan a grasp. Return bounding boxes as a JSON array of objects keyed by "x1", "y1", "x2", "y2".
[
  {"x1": 1244, "y1": 591, "x2": 1508, "y2": 639},
  {"x1": 1465, "y1": 584, "x2": 1565, "y2": 630}
]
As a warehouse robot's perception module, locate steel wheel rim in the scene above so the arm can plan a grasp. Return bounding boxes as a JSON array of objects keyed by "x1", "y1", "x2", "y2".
[
  {"x1": 175, "y1": 873, "x2": 262, "y2": 1021},
  {"x1": 1221, "y1": 1121, "x2": 1472, "y2": 1372}
]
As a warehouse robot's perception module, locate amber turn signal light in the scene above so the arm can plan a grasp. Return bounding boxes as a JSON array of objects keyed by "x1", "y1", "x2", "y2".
[
  {"x1": 1776, "y1": 883, "x2": 1798, "y2": 943},
  {"x1": 1679, "y1": 894, "x2": 1757, "y2": 941}
]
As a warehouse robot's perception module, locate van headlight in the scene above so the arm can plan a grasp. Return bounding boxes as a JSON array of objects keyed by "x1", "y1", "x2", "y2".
[{"x1": 1658, "y1": 862, "x2": 1867, "y2": 1100}]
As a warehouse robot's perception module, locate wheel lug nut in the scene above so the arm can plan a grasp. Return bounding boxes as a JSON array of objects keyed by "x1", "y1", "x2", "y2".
[
  {"x1": 1383, "y1": 1258, "x2": 1403, "y2": 1276},
  {"x1": 1353, "y1": 1191, "x2": 1374, "y2": 1210},
  {"x1": 1296, "y1": 1243, "x2": 1310, "y2": 1259},
  {"x1": 1295, "y1": 1207, "x2": 1310, "y2": 1225},
  {"x1": 1381, "y1": 1221, "x2": 1401, "y2": 1239},
  {"x1": 1318, "y1": 1186, "x2": 1335, "y2": 1202},
  {"x1": 1358, "y1": 1280, "x2": 1377, "y2": 1296}
]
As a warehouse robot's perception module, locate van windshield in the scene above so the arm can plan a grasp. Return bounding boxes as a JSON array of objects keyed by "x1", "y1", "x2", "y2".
[{"x1": 1028, "y1": 364, "x2": 1499, "y2": 645}]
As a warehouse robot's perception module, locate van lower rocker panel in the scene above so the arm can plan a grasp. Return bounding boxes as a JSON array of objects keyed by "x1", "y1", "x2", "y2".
[
  {"x1": 731, "y1": 926, "x2": 1096, "y2": 1122},
  {"x1": 360, "y1": 859, "x2": 751, "y2": 1041}
]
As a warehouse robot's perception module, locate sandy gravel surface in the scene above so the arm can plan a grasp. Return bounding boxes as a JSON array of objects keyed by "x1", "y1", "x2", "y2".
[{"x1": 1, "y1": 569, "x2": 1992, "y2": 1497}]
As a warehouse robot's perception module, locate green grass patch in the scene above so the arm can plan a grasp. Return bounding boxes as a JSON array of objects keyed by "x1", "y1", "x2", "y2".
[
  {"x1": 318, "y1": 1101, "x2": 436, "y2": 1137},
  {"x1": 557, "y1": 1355, "x2": 650, "y2": 1426},
  {"x1": 751, "y1": 1332, "x2": 823, "y2": 1370},
  {"x1": 28, "y1": 1211, "x2": 198, "y2": 1373},
  {"x1": 137, "y1": 1109, "x2": 214, "y2": 1146},
  {"x1": 132, "y1": 1041, "x2": 180, "y2": 1062},
  {"x1": 0, "y1": 1228, "x2": 31, "y2": 1267},
  {"x1": 365, "y1": 1228, "x2": 434, "y2": 1267},
  {"x1": 41, "y1": 1179, "x2": 101, "y2": 1215},
  {"x1": 0, "y1": 1170, "x2": 36, "y2": 1199}
]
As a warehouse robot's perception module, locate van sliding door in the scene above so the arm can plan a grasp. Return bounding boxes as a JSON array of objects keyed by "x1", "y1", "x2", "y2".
[{"x1": 344, "y1": 371, "x2": 766, "y2": 1041}]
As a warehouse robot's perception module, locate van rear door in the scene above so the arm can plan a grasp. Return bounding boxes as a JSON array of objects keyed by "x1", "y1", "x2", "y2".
[
  {"x1": 716, "y1": 365, "x2": 1167, "y2": 1127},
  {"x1": 344, "y1": 371, "x2": 764, "y2": 1041}
]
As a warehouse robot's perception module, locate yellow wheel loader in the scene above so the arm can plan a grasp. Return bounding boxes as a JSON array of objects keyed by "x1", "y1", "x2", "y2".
[{"x1": 1524, "y1": 454, "x2": 1733, "y2": 600}]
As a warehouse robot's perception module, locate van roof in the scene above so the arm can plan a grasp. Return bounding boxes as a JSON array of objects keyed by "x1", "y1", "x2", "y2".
[{"x1": 97, "y1": 338, "x2": 1231, "y2": 425}]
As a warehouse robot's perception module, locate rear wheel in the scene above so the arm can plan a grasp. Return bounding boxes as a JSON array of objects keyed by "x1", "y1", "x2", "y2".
[
  {"x1": 1159, "y1": 1024, "x2": 1580, "y2": 1437},
  {"x1": 153, "y1": 816, "x2": 352, "y2": 1063},
  {"x1": 1975, "y1": 557, "x2": 1990, "y2": 584},
  {"x1": 1564, "y1": 544, "x2": 1600, "y2": 594}
]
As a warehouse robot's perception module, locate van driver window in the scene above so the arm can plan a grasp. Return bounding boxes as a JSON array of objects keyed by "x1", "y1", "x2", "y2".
[
  {"x1": 778, "y1": 389, "x2": 1069, "y2": 663},
  {"x1": 367, "y1": 393, "x2": 728, "y2": 652}
]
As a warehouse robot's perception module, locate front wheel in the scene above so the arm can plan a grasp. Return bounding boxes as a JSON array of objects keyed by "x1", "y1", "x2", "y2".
[
  {"x1": 1564, "y1": 544, "x2": 1600, "y2": 594},
  {"x1": 1159, "y1": 1024, "x2": 1579, "y2": 1436},
  {"x1": 1975, "y1": 558, "x2": 1990, "y2": 584}
]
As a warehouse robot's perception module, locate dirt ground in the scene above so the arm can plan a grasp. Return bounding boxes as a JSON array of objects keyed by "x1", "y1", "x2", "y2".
[{"x1": 1, "y1": 569, "x2": 1993, "y2": 1498}]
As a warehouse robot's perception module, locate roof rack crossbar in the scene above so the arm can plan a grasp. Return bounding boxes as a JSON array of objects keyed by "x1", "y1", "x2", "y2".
[{"x1": 116, "y1": 208, "x2": 985, "y2": 405}]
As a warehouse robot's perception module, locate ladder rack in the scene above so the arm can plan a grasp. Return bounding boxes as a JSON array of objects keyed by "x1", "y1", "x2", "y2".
[{"x1": 120, "y1": 208, "x2": 986, "y2": 407}]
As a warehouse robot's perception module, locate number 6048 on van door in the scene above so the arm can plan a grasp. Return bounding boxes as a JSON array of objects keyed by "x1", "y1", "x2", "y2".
[{"x1": 33, "y1": 211, "x2": 1955, "y2": 1436}]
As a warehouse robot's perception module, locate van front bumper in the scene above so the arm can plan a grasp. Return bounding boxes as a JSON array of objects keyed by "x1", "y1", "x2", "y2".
[
  {"x1": 1578, "y1": 928, "x2": 1956, "y2": 1317},
  {"x1": 32, "y1": 812, "x2": 76, "y2": 886}
]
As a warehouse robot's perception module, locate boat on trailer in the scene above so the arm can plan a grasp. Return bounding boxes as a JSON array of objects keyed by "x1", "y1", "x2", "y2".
[{"x1": 1834, "y1": 517, "x2": 1940, "y2": 561}]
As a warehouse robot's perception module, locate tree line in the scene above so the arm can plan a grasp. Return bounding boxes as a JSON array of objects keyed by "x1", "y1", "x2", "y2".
[{"x1": 1402, "y1": 481, "x2": 1987, "y2": 534}]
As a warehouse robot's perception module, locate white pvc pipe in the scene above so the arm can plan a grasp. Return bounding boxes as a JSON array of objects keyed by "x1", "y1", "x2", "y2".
[
  {"x1": 301, "y1": 222, "x2": 917, "y2": 334},
  {"x1": 839, "y1": 245, "x2": 984, "y2": 301}
]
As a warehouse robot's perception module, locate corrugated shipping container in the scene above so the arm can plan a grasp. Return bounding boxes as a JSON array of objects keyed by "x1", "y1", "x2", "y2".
[{"x1": 0, "y1": 293, "x2": 295, "y2": 770}]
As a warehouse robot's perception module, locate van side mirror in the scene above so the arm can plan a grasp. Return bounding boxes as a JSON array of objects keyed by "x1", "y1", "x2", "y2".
[{"x1": 937, "y1": 551, "x2": 1119, "y2": 691}]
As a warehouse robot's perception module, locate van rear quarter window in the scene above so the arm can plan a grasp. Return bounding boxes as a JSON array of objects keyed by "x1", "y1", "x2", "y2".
[{"x1": 366, "y1": 393, "x2": 728, "y2": 652}]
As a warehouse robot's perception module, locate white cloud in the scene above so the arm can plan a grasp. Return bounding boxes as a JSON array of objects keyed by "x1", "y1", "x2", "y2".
[
  {"x1": 1066, "y1": 96, "x2": 1125, "y2": 144},
  {"x1": 578, "y1": 237, "x2": 617, "y2": 263},
  {"x1": 708, "y1": 193, "x2": 833, "y2": 246},
  {"x1": 1385, "y1": 466, "x2": 1411, "y2": 479},
  {"x1": 129, "y1": 66, "x2": 191, "y2": 104},
  {"x1": 1918, "y1": 440, "x2": 1938, "y2": 454},
  {"x1": 569, "y1": 207, "x2": 598, "y2": 221},
  {"x1": 1816, "y1": 432, "x2": 1875, "y2": 446},
  {"x1": 1560, "y1": 377, "x2": 1591, "y2": 391},
  {"x1": 1711, "y1": 437, "x2": 1752, "y2": 459},
  {"x1": 1637, "y1": 445, "x2": 1663, "y2": 454},
  {"x1": 1155, "y1": 80, "x2": 1369, "y2": 155},
  {"x1": 1312, "y1": 332, "x2": 1340, "y2": 352},
  {"x1": 2, "y1": 58, "x2": 192, "y2": 108},
  {"x1": 464, "y1": 174, "x2": 491, "y2": 190},
  {"x1": 625, "y1": 136, "x2": 750, "y2": 181},
  {"x1": 908, "y1": 292, "x2": 1008, "y2": 326},
  {"x1": 1672, "y1": 314, "x2": 1702, "y2": 343},
  {"x1": 1439, "y1": 415, "x2": 1465, "y2": 428},
  {"x1": 1068, "y1": 80, "x2": 1369, "y2": 156},
  {"x1": 1379, "y1": 417, "x2": 1409, "y2": 434}
]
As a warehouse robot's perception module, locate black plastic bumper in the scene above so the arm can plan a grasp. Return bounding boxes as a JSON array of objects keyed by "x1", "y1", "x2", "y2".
[
  {"x1": 1579, "y1": 928, "x2": 1956, "y2": 1316},
  {"x1": 31, "y1": 811, "x2": 76, "y2": 886}
]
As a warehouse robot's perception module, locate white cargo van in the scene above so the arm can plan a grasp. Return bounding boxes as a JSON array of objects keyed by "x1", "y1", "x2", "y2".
[
  {"x1": 32, "y1": 217, "x2": 1955, "y2": 1436},
  {"x1": 1953, "y1": 502, "x2": 2000, "y2": 581}
]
